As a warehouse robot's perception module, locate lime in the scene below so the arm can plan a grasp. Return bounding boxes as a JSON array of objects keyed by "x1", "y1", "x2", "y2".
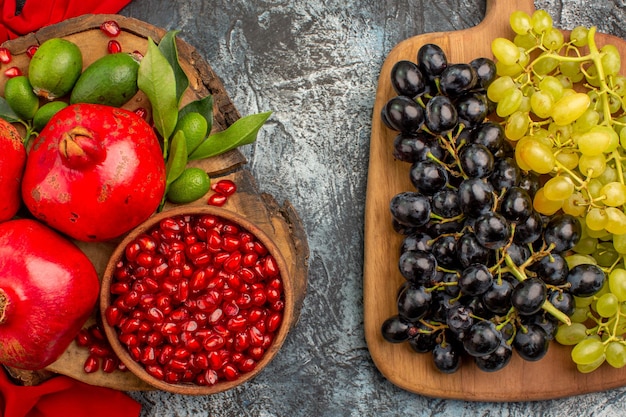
[
  {"x1": 32, "y1": 101, "x2": 68, "y2": 131},
  {"x1": 4, "y1": 75, "x2": 39, "y2": 120},
  {"x1": 166, "y1": 167, "x2": 211, "y2": 203},
  {"x1": 175, "y1": 112, "x2": 208, "y2": 154},
  {"x1": 29, "y1": 38, "x2": 83, "y2": 100}
]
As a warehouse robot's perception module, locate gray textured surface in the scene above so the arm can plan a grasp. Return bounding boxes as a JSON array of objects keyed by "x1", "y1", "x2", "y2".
[{"x1": 115, "y1": 1, "x2": 626, "y2": 415}]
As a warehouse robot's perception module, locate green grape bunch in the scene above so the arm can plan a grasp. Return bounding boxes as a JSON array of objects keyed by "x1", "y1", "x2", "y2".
[{"x1": 491, "y1": 9, "x2": 626, "y2": 373}]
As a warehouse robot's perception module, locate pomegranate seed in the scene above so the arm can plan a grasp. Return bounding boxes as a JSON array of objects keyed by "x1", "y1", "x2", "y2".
[
  {"x1": 238, "y1": 357, "x2": 257, "y2": 373},
  {"x1": 102, "y1": 357, "x2": 119, "y2": 373},
  {"x1": 108, "y1": 213, "x2": 284, "y2": 386},
  {"x1": 84, "y1": 355, "x2": 99, "y2": 373},
  {"x1": 100, "y1": 20, "x2": 121, "y2": 37},
  {"x1": 211, "y1": 179, "x2": 237, "y2": 196},
  {"x1": 208, "y1": 193, "x2": 227, "y2": 206},
  {"x1": 89, "y1": 345, "x2": 112, "y2": 358},
  {"x1": 26, "y1": 45, "x2": 38, "y2": 58},
  {"x1": 134, "y1": 107, "x2": 148, "y2": 120},
  {"x1": 223, "y1": 364, "x2": 240, "y2": 381},
  {"x1": 89, "y1": 324, "x2": 106, "y2": 341},
  {"x1": 130, "y1": 50, "x2": 144, "y2": 61},
  {"x1": 146, "y1": 364, "x2": 165, "y2": 380},
  {"x1": 75, "y1": 329, "x2": 92, "y2": 347},
  {"x1": 4, "y1": 67, "x2": 21, "y2": 78},
  {"x1": 267, "y1": 313, "x2": 282, "y2": 332},
  {"x1": 0, "y1": 47, "x2": 11, "y2": 64},
  {"x1": 108, "y1": 40, "x2": 122, "y2": 54}
]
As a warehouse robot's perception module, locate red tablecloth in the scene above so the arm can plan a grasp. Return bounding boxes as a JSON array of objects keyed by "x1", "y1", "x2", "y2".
[{"x1": 0, "y1": 0, "x2": 133, "y2": 41}]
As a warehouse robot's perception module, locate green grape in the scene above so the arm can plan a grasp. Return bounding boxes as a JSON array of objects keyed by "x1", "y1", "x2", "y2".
[
  {"x1": 504, "y1": 111, "x2": 528, "y2": 141},
  {"x1": 593, "y1": 241, "x2": 620, "y2": 266},
  {"x1": 596, "y1": 125, "x2": 619, "y2": 152},
  {"x1": 605, "y1": 342, "x2": 626, "y2": 368},
  {"x1": 608, "y1": 268, "x2": 626, "y2": 301},
  {"x1": 595, "y1": 292, "x2": 619, "y2": 317},
  {"x1": 605, "y1": 207, "x2": 626, "y2": 235},
  {"x1": 543, "y1": 175, "x2": 574, "y2": 201},
  {"x1": 573, "y1": 109, "x2": 600, "y2": 133},
  {"x1": 530, "y1": 90, "x2": 553, "y2": 119},
  {"x1": 518, "y1": 95, "x2": 531, "y2": 113},
  {"x1": 571, "y1": 336, "x2": 605, "y2": 365},
  {"x1": 496, "y1": 88, "x2": 523, "y2": 117},
  {"x1": 585, "y1": 65, "x2": 601, "y2": 88},
  {"x1": 557, "y1": 74, "x2": 574, "y2": 89},
  {"x1": 534, "y1": 55, "x2": 559, "y2": 75},
  {"x1": 492, "y1": 37, "x2": 520, "y2": 65},
  {"x1": 570, "y1": 306, "x2": 591, "y2": 323},
  {"x1": 608, "y1": 95, "x2": 622, "y2": 115},
  {"x1": 510, "y1": 10, "x2": 532, "y2": 35},
  {"x1": 597, "y1": 165, "x2": 617, "y2": 184},
  {"x1": 555, "y1": 322, "x2": 589, "y2": 345},
  {"x1": 562, "y1": 192, "x2": 587, "y2": 217},
  {"x1": 555, "y1": 149, "x2": 579, "y2": 170},
  {"x1": 531, "y1": 9, "x2": 553, "y2": 34},
  {"x1": 552, "y1": 93, "x2": 591, "y2": 126},
  {"x1": 576, "y1": 128, "x2": 612, "y2": 156},
  {"x1": 515, "y1": 138, "x2": 555, "y2": 174},
  {"x1": 612, "y1": 75, "x2": 626, "y2": 96},
  {"x1": 578, "y1": 154, "x2": 606, "y2": 178},
  {"x1": 539, "y1": 75, "x2": 564, "y2": 101},
  {"x1": 574, "y1": 295, "x2": 594, "y2": 308},
  {"x1": 586, "y1": 208, "x2": 608, "y2": 231},
  {"x1": 570, "y1": 26, "x2": 589, "y2": 47},
  {"x1": 542, "y1": 27, "x2": 565, "y2": 50},
  {"x1": 514, "y1": 33, "x2": 537, "y2": 49},
  {"x1": 548, "y1": 121, "x2": 573, "y2": 141},
  {"x1": 601, "y1": 44, "x2": 621, "y2": 76},
  {"x1": 559, "y1": 60, "x2": 581, "y2": 78},
  {"x1": 576, "y1": 355, "x2": 606, "y2": 373},
  {"x1": 572, "y1": 236, "x2": 597, "y2": 255},
  {"x1": 587, "y1": 179, "x2": 605, "y2": 198},
  {"x1": 487, "y1": 75, "x2": 515, "y2": 102},
  {"x1": 495, "y1": 61, "x2": 523, "y2": 77},
  {"x1": 619, "y1": 127, "x2": 626, "y2": 150},
  {"x1": 533, "y1": 187, "x2": 563, "y2": 215},
  {"x1": 600, "y1": 182, "x2": 626, "y2": 206}
]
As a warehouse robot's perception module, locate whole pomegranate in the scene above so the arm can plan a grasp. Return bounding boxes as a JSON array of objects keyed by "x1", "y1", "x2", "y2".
[
  {"x1": 21, "y1": 103, "x2": 166, "y2": 241},
  {"x1": 0, "y1": 219, "x2": 99, "y2": 370},
  {"x1": 0, "y1": 118, "x2": 26, "y2": 222}
]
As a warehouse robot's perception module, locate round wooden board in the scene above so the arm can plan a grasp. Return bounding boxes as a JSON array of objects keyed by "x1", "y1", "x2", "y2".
[
  {"x1": 1, "y1": 14, "x2": 309, "y2": 391},
  {"x1": 364, "y1": 0, "x2": 626, "y2": 402}
]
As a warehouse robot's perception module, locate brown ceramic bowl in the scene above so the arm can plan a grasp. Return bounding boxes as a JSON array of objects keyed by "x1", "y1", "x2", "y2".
[{"x1": 100, "y1": 206, "x2": 294, "y2": 395}]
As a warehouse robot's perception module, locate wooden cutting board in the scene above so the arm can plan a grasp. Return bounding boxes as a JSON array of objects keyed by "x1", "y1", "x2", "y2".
[
  {"x1": 364, "y1": 0, "x2": 626, "y2": 401},
  {"x1": 1, "y1": 14, "x2": 309, "y2": 391}
]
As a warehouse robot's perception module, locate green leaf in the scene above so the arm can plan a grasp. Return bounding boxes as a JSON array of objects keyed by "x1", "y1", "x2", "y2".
[
  {"x1": 0, "y1": 97, "x2": 21, "y2": 123},
  {"x1": 138, "y1": 37, "x2": 178, "y2": 141},
  {"x1": 189, "y1": 111, "x2": 272, "y2": 160},
  {"x1": 158, "y1": 30, "x2": 189, "y2": 106},
  {"x1": 179, "y1": 95, "x2": 213, "y2": 137},
  {"x1": 166, "y1": 130, "x2": 188, "y2": 185}
]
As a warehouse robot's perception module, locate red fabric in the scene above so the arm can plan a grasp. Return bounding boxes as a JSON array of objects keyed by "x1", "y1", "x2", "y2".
[
  {"x1": 0, "y1": 367, "x2": 142, "y2": 417},
  {"x1": 0, "y1": 0, "x2": 133, "y2": 42}
]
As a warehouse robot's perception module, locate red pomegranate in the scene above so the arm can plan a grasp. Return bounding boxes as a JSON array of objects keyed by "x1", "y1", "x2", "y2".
[
  {"x1": 21, "y1": 103, "x2": 166, "y2": 242},
  {"x1": 0, "y1": 219, "x2": 100, "y2": 370},
  {"x1": 0, "y1": 119, "x2": 26, "y2": 222}
]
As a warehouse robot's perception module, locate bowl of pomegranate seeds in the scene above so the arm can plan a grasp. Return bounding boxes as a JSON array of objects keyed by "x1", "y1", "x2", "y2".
[{"x1": 100, "y1": 206, "x2": 292, "y2": 395}]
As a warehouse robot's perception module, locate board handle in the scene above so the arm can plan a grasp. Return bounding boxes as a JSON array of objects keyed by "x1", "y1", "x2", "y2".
[{"x1": 484, "y1": 0, "x2": 536, "y2": 29}]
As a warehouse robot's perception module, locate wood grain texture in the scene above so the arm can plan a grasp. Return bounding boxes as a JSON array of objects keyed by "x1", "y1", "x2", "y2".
[{"x1": 364, "y1": 0, "x2": 626, "y2": 402}]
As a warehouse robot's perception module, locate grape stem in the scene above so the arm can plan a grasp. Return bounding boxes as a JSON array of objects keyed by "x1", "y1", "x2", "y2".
[{"x1": 503, "y1": 254, "x2": 572, "y2": 325}]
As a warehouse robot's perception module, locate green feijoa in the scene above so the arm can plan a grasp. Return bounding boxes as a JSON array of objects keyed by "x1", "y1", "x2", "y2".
[
  {"x1": 174, "y1": 112, "x2": 208, "y2": 154},
  {"x1": 29, "y1": 38, "x2": 83, "y2": 100},
  {"x1": 70, "y1": 53, "x2": 140, "y2": 107},
  {"x1": 166, "y1": 167, "x2": 211, "y2": 204},
  {"x1": 4, "y1": 75, "x2": 39, "y2": 120},
  {"x1": 32, "y1": 101, "x2": 68, "y2": 131}
]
